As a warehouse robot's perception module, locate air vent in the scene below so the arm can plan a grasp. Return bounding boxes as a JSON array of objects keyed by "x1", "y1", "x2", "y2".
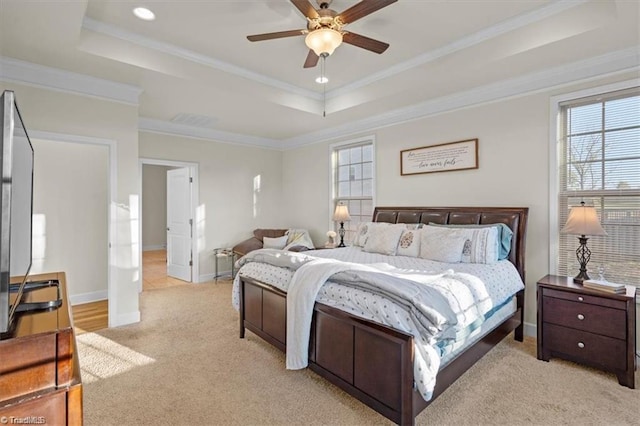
[{"x1": 171, "y1": 113, "x2": 218, "y2": 128}]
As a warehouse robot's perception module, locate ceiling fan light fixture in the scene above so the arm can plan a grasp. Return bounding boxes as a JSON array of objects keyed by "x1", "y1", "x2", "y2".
[
  {"x1": 133, "y1": 7, "x2": 155, "y2": 21},
  {"x1": 315, "y1": 76, "x2": 329, "y2": 84},
  {"x1": 305, "y1": 28, "x2": 343, "y2": 56}
]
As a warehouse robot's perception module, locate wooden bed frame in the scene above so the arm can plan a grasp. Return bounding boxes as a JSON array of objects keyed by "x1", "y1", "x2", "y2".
[{"x1": 239, "y1": 207, "x2": 528, "y2": 425}]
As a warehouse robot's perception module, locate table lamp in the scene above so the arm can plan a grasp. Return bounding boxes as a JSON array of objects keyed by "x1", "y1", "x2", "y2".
[
  {"x1": 560, "y1": 201, "x2": 607, "y2": 283},
  {"x1": 332, "y1": 204, "x2": 351, "y2": 248}
]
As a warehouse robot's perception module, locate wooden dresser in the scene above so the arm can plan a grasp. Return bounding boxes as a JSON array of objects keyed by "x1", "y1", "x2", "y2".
[
  {"x1": 537, "y1": 274, "x2": 636, "y2": 388},
  {"x1": 0, "y1": 272, "x2": 83, "y2": 425}
]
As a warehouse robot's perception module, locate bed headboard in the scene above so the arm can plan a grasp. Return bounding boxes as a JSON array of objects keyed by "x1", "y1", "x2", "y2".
[{"x1": 372, "y1": 206, "x2": 529, "y2": 281}]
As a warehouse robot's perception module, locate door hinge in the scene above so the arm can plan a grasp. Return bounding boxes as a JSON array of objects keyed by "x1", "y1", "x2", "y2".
[
  {"x1": 189, "y1": 259, "x2": 193, "y2": 266},
  {"x1": 189, "y1": 177, "x2": 193, "y2": 183},
  {"x1": 189, "y1": 219, "x2": 193, "y2": 226}
]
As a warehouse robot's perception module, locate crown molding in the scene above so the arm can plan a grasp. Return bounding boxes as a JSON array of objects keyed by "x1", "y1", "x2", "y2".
[
  {"x1": 325, "y1": 0, "x2": 589, "y2": 98},
  {"x1": 82, "y1": 17, "x2": 322, "y2": 101},
  {"x1": 29, "y1": 130, "x2": 116, "y2": 147},
  {"x1": 81, "y1": 1, "x2": 587, "y2": 104},
  {"x1": 2, "y1": 48, "x2": 637, "y2": 152},
  {"x1": 0, "y1": 56, "x2": 142, "y2": 105},
  {"x1": 138, "y1": 117, "x2": 282, "y2": 150},
  {"x1": 283, "y1": 46, "x2": 640, "y2": 148}
]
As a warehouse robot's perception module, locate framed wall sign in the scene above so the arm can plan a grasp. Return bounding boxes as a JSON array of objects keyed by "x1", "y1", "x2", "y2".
[{"x1": 400, "y1": 138, "x2": 478, "y2": 176}]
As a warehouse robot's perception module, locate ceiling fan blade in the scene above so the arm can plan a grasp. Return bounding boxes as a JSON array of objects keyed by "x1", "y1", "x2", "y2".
[
  {"x1": 247, "y1": 29, "x2": 306, "y2": 42},
  {"x1": 337, "y1": 0, "x2": 397, "y2": 24},
  {"x1": 303, "y1": 50, "x2": 319, "y2": 68},
  {"x1": 290, "y1": 0, "x2": 319, "y2": 19},
  {"x1": 342, "y1": 32, "x2": 389, "y2": 54}
]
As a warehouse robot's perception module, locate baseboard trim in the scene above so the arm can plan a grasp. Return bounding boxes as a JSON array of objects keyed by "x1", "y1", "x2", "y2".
[
  {"x1": 198, "y1": 273, "x2": 216, "y2": 283},
  {"x1": 523, "y1": 321, "x2": 536, "y2": 337},
  {"x1": 143, "y1": 245, "x2": 166, "y2": 251},
  {"x1": 112, "y1": 311, "x2": 140, "y2": 328},
  {"x1": 69, "y1": 290, "x2": 108, "y2": 306}
]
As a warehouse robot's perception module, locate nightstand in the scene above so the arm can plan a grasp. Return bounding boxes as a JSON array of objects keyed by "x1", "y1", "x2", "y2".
[{"x1": 537, "y1": 274, "x2": 636, "y2": 388}]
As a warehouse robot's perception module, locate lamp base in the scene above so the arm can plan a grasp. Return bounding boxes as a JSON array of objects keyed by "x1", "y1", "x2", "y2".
[
  {"x1": 573, "y1": 235, "x2": 591, "y2": 284},
  {"x1": 338, "y1": 221, "x2": 346, "y2": 247},
  {"x1": 573, "y1": 271, "x2": 590, "y2": 284}
]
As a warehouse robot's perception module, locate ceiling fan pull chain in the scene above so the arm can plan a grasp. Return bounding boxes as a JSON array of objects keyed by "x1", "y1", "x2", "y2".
[{"x1": 322, "y1": 55, "x2": 327, "y2": 117}]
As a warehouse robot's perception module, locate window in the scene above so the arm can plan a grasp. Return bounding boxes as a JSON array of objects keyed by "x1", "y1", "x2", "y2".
[
  {"x1": 331, "y1": 139, "x2": 375, "y2": 243},
  {"x1": 556, "y1": 87, "x2": 640, "y2": 288}
]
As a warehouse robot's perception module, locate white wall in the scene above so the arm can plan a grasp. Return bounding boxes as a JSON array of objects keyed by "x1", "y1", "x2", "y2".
[
  {"x1": 281, "y1": 71, "x2": 640, "y2": 335},
  {"x1": 142, "y1": 164, "x2": 171, "y2": 250},
  {"x1": 138, "y1": 132, "x2": 284, "y2": 280},
  {"x1": 1, "y1": 82, "x2": 140, "y2": 326},
  {"x1": 31, "y1": 139, "x2": 108, "y2": 304}
]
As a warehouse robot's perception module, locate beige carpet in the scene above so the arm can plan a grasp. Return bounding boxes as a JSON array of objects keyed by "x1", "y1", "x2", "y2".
[{"x1": 78, "y1": 281, "x2": 639, "y2": 425}]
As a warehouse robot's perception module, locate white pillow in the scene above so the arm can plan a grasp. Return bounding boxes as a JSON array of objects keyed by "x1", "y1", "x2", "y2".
[
  {"x1": 403, "y1": 223, "x2": 422, "y2": 230},
  {"x1": 363, "y1": 224, "x2": 405, "y2": 255},
  {"x1": 419, "y1": 226, "x2": 465, "y2": 263},
  {"x1": 456, "y1": 226, "x2": 500, "y2": 264},
  {"x1": 263, "y1": 235, "x2": 288, "y2": 249},
  {"x1": 353, "y1": 222, "x2": 389, "y2": 247},
  {"x1": 396, "y1": 229, "x2": 421, "y2": 258},
  {"x1": 352, "y1": 222, "x2": 369, "y2": 247}
]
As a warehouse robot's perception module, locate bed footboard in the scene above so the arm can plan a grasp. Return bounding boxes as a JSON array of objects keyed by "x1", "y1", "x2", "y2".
[
  {"x1": 309, "y1": 303, "x2": 415, "y2": 425},
  {"x1": 240, "y1": 276, "x2": 524, "y2": 425},
  {"x1": 239, "y1": 277, "x2": 287, "y2": 352}
]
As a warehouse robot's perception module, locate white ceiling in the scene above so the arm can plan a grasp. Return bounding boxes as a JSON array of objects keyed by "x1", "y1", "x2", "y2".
[{"x1": 0, "y1": 0, "x2": 638, "y2": 146}]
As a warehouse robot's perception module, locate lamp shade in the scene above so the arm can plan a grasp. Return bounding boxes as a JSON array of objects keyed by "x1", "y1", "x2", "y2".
[
  {"x1": 333, "y1": 204, "x2": 351, "y2": 222},
  {"x1": 305, "y1": 28, "x2": 343, "y2": 56},
  {"x1": 561, "y1": 203, "x2": 607, "y2": 236}
]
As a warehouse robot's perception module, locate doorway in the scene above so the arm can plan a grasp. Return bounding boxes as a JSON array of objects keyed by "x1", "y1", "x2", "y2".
[
  {"x1": 139, "y1": 158, "x2": 200, "y2": 291},
  {"x1": 30, "y1": 130, "x2": 118, "y2": 327}
]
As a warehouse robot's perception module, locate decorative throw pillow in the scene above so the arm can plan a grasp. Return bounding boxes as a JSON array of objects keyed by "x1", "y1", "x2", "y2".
[
  {"x1": 263, "y1": 235, "x2": 288, "y2": 250},
  {"x1": 400, "y1": 223, "x2": 422, "y2": 230},
  {"x1": 363, "y1": 224, "x2": 405, "y2": 255},
  {"x1": 396, "y1": 229, "x2": 421, "y2": 257},
  {"x1": 429, "y1": 222, "x2": 512, "y2": 260},
  {"x1": 253, "y1": 228, "x2": 287, "y2": 241},
  {"x1": 419, "y1": 226, "x2": 465, "y2": 263},
  {"x1": 284, "y1": 229, "x2": 315, "y2": 250},
  {"x1": 449, "y1": 226, "x2": 499, "y2": 264},
  {"x1": 353, "y1": 222, "x2": 389, "y2": 247},
  {"x1": 352, "y1": 222, "x2": 370, "y2": 247}
]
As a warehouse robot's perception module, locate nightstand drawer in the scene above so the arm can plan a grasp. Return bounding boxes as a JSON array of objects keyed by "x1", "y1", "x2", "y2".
[
  {"x1": 542, "y1": 296, "x2": 626, "y2": 339},
  {"x1": 543, "y1": 323, "x2": 627, "y2": 371},
  {"x1": 543, "y1": 287, "x2": 627, "y2": 310}
]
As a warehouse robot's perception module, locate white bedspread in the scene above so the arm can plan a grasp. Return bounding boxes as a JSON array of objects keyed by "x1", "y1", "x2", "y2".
[{"x1": 232, "y1": 247, "x2": 524, "y2": 401}]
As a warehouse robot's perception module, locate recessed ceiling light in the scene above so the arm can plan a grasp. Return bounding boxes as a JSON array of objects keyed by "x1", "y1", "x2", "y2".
[
  {"x1": 315, "y1": 76, "x2": 329, "y2": 84},
  {"x1": 133, "y1": 7, "x2": 155, "y2": 21}
]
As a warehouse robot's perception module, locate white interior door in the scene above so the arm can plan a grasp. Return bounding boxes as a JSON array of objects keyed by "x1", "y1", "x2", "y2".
[{"x1": 166, "y1": 167, "x2": 192, "y2": 282}]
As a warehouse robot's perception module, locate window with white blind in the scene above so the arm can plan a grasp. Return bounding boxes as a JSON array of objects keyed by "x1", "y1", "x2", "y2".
[
  {"x1": 331, "y1": 139, "x2": 375, "y2": 244},
  {"x1": 556, "y1": 87, "x2": 640, "y2": 289}
]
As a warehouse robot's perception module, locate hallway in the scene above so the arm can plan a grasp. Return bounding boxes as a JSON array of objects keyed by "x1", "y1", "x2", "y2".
[{"x1": 142, "y1": 249, "x2": 189, "y2": 291}]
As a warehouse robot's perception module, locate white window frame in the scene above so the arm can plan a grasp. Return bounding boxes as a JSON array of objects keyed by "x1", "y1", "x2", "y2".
[
  {"x1": 549, "y1": 79, "x2": 640, "y2": 286},
  {"x1": 328, "y1": 136, "x2": 376, "y2": 243}
]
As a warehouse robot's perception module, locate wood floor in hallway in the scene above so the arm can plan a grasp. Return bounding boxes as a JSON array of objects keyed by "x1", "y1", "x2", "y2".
[
  {"x1": 73, "y1": 249, "x2": 190, "y2": 334},
  {"x1": 142, "y1": 249, "x2": 190, "y2": 291}
]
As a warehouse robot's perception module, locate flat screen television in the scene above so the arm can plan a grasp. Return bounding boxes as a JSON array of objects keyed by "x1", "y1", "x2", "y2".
[{"x1": 0, "y1": 90, "x2": 35, "y2": 337}]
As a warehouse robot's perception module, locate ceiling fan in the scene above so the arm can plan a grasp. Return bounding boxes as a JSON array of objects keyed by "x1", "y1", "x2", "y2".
[{"x1": 247, "y1": 0, "x2": 398, "y2": 68}]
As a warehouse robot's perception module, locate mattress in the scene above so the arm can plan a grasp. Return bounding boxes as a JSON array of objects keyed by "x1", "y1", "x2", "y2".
[{"x1": 440, "y1": 297, "x2": 517, "y2": 366}]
